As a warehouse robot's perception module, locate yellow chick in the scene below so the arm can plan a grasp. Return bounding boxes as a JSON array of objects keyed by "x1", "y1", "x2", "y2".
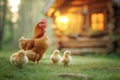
[
  {"x1": 61, "y1": 50, "x2": 72, "y2": 66},
  {"x1": 10, "y1": 50, "x2": 28, "y2": 68},
  {"x1": 50, "y1": 50, "x2": 61, "y2": 64}
]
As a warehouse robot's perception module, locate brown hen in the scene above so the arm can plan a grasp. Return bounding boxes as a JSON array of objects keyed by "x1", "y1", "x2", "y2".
[{"x1": 19, "y1": 19, "x2": 49, "y2": 64}]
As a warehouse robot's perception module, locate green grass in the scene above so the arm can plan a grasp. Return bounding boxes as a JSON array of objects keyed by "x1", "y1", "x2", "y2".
[{"x1": 0, "y1": 48, "x2": 120, "y2": 80}]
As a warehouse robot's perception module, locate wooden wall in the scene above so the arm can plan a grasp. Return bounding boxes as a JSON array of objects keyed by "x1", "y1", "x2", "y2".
[
  {"x1": 50, "y1": 0, "x2": 120, "y2": 55},
  {"x1": 113, "y1": 5, "x2": 120, "y2": 55},
  {"x1": 55, "y1": 1, "x2": 114, "y2": 55}
]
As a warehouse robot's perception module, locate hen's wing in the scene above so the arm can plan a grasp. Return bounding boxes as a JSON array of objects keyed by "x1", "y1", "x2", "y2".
[{"x1": 26, "y1": 39, "x2": 34, "y2": 50}]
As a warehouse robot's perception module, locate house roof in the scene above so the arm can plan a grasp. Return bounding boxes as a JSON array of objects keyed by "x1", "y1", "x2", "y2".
[{"x1": 43, "y1": 0, "x2": 120, "y2": 17}]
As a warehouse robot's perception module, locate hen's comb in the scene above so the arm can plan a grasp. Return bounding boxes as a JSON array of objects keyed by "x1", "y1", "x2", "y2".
[{"x1": 41, "y1": 18, "x2": 47, "y2": 23}]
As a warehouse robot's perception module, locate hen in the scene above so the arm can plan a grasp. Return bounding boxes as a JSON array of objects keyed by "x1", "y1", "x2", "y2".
[
  {"x1": 19, "y1": 18, "x2": 49, "y2": 64},
  {"x1": 50, "y1": 50, "x2": 61, "y2": 64}
]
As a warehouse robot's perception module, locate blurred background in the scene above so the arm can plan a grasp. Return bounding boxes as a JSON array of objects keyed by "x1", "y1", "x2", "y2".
[{"x1": 0, "y1": 0, "x2": 120, "y2": 55}]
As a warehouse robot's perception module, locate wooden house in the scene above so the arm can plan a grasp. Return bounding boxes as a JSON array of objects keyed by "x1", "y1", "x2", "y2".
[{"x1": 43, "y1": 0, "x2": 120, "y2": 54}]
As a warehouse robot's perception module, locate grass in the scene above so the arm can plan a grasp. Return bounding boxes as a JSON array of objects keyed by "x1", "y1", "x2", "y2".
[{"x1": 0, "y1": 48, "x2": 120, "y2": 80}]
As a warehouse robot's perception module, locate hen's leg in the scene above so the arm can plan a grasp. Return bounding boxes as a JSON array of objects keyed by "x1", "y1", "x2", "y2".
[{"x1": 35, "y1": 54, "x2": 39, "y2": 64}]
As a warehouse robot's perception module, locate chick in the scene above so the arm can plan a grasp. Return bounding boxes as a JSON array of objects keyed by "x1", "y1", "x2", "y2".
[
  {"x1": 50, "y1": 50, "x2": 61, "y2": 64},
  {"x1": 61, "y1": 50, "x2": 72, "y2": 66},
  {"x1": 10, "y1": 50, "x2": 28, "y2": 68}
]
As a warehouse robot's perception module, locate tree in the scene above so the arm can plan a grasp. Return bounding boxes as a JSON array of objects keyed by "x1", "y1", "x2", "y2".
[{"x1": 0, "y1": 0, "x2": 7, "y2": 49}]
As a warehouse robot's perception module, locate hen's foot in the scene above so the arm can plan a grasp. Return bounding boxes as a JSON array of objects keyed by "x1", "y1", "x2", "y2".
[{"x1": 35, "y1": 61, "x2": 39, "y2": 64}]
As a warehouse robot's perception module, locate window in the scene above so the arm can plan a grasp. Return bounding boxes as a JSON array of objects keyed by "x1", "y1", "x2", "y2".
[{"x1": 91, "y1": 13, "x2": 104, "y2": 31}]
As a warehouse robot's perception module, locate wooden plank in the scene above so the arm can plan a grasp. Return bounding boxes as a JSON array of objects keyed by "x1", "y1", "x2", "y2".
[
  {"x1": 58, "y1": 36, "x2": 110, "y2": 42},
  {"x1": 58, "y1": 36, "x2": 112, "y2": 48},
  {"x1": 60, "y1": 41, "x2": 107, "y2": 48},
  {"x1": 61, "y1": 47, "x2": 110, "y2": 55},
  {"x1": 57, "y1": 36, "x2": 112, "y2": 54}
]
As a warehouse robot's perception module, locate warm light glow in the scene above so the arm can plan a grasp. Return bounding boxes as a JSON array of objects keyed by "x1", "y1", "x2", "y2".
[
  {"x1": 55, "y1": 16, "x2": 68, "y2": 31},
  {"x1": 54, "y1": 11, "x2": 60, "y2": 16},
  {"x1": 11, "y1": 13, "x2": 19, "y2": 23},
  {"x1": 60, "y1": 16, "x2": 68, "y2": 23},
  {"x1": 8, "y1": 0, "x2": 21, "y2": 23},
  {"x1": 91, "y1": 13, "x2": 104, "y2": 31},
  {"x1": 54, "y1": 13, "x2": 83, "y2": 36},
  {"x1": 11, "y1": 7, "x2": 19, "y2": 13},
  {"x1": 8, "y1": 0, "x2": 21, "y2": 7}
]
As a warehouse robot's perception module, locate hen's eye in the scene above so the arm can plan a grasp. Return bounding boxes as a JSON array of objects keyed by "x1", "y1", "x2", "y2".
[{"x1": 40, "y1": 22, "x2": 44, "y2": 24}]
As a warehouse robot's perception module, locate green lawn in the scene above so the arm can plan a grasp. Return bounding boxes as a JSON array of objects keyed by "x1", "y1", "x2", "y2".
[{"x1": 0, "y1": 48, "x2": 120, "y2": 80}]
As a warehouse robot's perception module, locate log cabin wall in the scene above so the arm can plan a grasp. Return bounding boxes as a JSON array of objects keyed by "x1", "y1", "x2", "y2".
[
  {"x1": 43, "y1": 0, "x2": 119, "y2": 55},
  {"x1": 56, "y1": 1, "x2": 114, "y2": 55}
]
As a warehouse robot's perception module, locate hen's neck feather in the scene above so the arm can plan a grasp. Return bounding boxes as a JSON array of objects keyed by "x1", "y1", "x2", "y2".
[{"x1": 33, "y1": 24, "x2": 45, "y2": 39}]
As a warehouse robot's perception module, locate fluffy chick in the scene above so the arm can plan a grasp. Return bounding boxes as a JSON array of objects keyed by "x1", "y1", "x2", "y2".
[
  {"x1": 61, "y1": 50, "x2": 72, "y2": 66},
  {"x1": 50, "y1": 50, "x2": 61, "y2": 64},
  {"x1": 10, "y1": 50, "x2": 28, "y2": 68}
]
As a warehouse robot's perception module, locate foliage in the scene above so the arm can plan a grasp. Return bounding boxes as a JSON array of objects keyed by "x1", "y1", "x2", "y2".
[
  {"x1": 0, "y1": 0, "x2": 7, "y2": 49},
  {"x1": 0, "y1": 48, "x2": 120, "y2": 80}
]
